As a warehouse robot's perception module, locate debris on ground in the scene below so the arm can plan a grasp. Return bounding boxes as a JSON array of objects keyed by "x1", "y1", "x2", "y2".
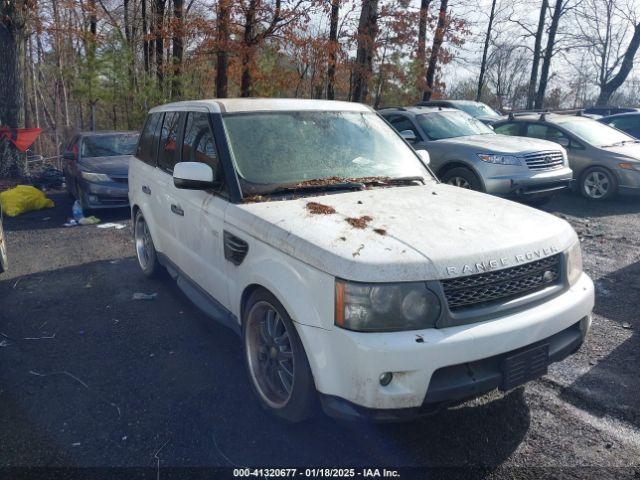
[
  {"x1": 622, "y1": 322, "x2": 632, "y2": 329},
  {"x1": 373, "y1": 228, "x2": 387, "y2": 236},
  {"x1": 306, "y1": 202, "x2": 336, "y2": 215},
  {"x1": 97, "y1": 222, "x2": 127, "y2": 230},
  {"x1": 132, "y1": 292, "x2": 158, "y2": 301},
  {"x1": 79, "y1": 216, "x2": 100, "y2": 225},
  {"x1": 0, "y1": 185, "x2": 55, "y2": 217},
  {"x1": 346, "y1": 215, "x2": 373, "y2": 229}
]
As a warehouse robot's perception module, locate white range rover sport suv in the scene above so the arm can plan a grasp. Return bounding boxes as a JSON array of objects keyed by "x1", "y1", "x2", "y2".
[{"x1": 129, "y1": 99, "x2": 594, "y2": 422}]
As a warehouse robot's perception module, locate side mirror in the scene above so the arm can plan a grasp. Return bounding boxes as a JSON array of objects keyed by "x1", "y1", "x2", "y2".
[
  {"x1": 173, "y1": 162, "x2": 219, "y2": 190},
  {"x1": 416, "y1": 149, "x2": 430, "y2": 165},
  {"x1": 555, "y1": 137, "x2": 570, "y2": 148},
  {"x1": 400, "y1": 130, "x2": 417, "y2": 142}
]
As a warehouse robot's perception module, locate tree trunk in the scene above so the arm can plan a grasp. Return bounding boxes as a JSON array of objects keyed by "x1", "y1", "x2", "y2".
[
  {"x1": 416, "y1": 0, "x2": 430, "y2": 61},
  {"x1": 422, "y1": 0, "x2": 448, "y2": 101},
  {"x1": 89, "y1": 0, "x2": 98, "y2": 131},
  {"x1": 526, "y1": 0, "x2": 548, "y2": 110},
  {"x1": 326, "y1": 0, "x2": 339, "y2": 100},
  {"x1": 476, "y1": 0, "x2": 496, "y2": 102},
  {"x1": 240, "y1": 0, "x2": 256, "y2": 97},
  {"x1": 596, "y1": 22, "x2": 640, "y2": 105},
  {"x1": 0, "y1": 2, "x2": 27, "y2": 177},
  {"x1": 171, "y1": 0, "x2": 184, "y2": 99},
  {"x1": 155, "y1": 0, "x2": 166, "y2": 86},
  {"x1": 142, "y1": 0, "x2": 150, "y2": 72},
  {"x1": 351, "y1": 0, "x2": 379, "y2": 103},
  {"x1": 215, "y1": 0, "x2": 230, "y2": 98},
  {"x1": 534, "y1": 0, "x2": 562, "y2": 109}
]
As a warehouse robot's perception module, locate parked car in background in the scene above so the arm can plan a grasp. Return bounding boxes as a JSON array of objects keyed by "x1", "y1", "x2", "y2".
[
  {"x1": 63, "y1": 131, "x2": 140, "y2": 211},
  {"x1": 0, "y1": 207, "x2": 7, "y2": 273},
  {"x1": 129, "y1": 98, "x2": 593, "y2": 422},
  {"x1": 599, "y1": 113, "x2": 640, "y2": 139},
  {"x1": 380, "y1": 106, "x2": 572, "y2": 204},
  {"x1": 415, "y1": 99, "x2": 504, "y2": 124},
  {"x1": 493, "y1": 113, "x2": 640, "y2": 200},
  {"x1": 583, "y1": 106, "x2": 640, "y2": 117}
]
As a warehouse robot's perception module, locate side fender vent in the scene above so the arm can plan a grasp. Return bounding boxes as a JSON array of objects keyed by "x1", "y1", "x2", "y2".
[{"x1": 224, "y1": 231, "x2": 249, "y2": 266}]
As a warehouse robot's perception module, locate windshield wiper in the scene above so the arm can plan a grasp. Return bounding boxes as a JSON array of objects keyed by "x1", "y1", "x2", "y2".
[
  {"x1": 269, "y1": 181, "x2": 365, "y2": 195},
  {"x1": 361, "y1": 176, "x2": 426, "y2": 186}
]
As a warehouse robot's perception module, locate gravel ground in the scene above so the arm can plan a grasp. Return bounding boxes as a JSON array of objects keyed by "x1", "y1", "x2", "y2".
[{"x1": 0, "y1": 190, "x2": 638, "y2": 478}]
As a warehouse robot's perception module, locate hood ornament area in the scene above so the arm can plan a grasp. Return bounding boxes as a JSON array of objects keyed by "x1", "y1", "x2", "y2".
[{"x1": 445, "y1": 246, "x2": 559, "y2": 276}]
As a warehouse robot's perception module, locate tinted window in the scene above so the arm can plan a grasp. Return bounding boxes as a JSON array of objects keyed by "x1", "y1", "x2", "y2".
[
  {"x1": 81, "y1": 133, "x2": 139, "y2": 158},
  {"x1": 494, "y1": 122, "x2": 521, "y2": 135},
  {"x1": 526, "y1": 123, "x2": 568, "y2": 142},
  {"x1": 556, "y1": 117, "x2": 633, "y2": 146},
  {"x1": 610, "y1": 116, "x2": 640, "y2": 131},
  {"x1": 386, "y1": 115, "x2": 420, "y2": 138},
  {"x1": 182, "y1": 112, "x2": 220, "y2": 176},
  {"x1": 158, "y1": 112, "x2": 181, "y2": 172},
  {"x1": 137, "y1": 113, "x2": 163, "y2": 165}
]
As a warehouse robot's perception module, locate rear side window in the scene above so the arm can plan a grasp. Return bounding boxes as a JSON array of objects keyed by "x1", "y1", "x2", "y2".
[
  {"x1": 158, "y1": 112, "x2": 181, "y2": 172},
  {"x1": 494, "y1": 122, "x2": 521, "y2": 135},
  {"x1": 182, "y1": 112, "x2": 220, "y2": 175},
  {"x1": 136, "y1": 113, "x2": 163, "y2": 165},
  {"x1": 526, "y1": 123, "x2": 568, "y2": 142}
]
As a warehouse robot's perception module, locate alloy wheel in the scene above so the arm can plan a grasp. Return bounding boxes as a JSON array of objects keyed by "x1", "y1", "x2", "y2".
[
  {"x1": 447, "y1": 176, "x2": 471, "y2": 189},
  {"x1": 245, "y1": 301, "x2": 295, "y2": 409},
  {"x1": 135, "y1": 216, "x2": 153, "y2": 270},
  {"x1": 583, "y1": 171, "x2": 610, "y2": 199}
]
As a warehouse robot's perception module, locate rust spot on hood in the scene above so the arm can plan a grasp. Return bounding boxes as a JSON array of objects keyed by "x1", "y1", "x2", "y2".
[{"x1": 306, "y1": 202, "x2": 336, "y2": 215}]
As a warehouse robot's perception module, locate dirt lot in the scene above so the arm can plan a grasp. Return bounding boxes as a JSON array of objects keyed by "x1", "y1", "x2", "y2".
[{"x1": 0, "y1": 190, "x2": 639, "y2": 477}]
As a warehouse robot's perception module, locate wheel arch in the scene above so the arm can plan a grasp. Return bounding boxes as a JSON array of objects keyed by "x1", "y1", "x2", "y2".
[{"x1": 437, "y1": 161, "x2": 486, "y2": 190}]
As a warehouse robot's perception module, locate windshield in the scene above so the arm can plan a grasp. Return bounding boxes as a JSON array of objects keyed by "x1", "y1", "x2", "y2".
[
  {"x1": 415, "y1": 111, "x2": 494, "y2": 140},
  {"x1": 557, "y1": 118, "x2": 634, "y2": 147},
  {"x1": 81, "y1": 133, "x2": 139, "y2": 157},
  {"x1": 222, "y1": 111, "x2": 432, "y2": 192},
  {"x1": 455, "y1": 102, "x2": 501, "y2": 119}
]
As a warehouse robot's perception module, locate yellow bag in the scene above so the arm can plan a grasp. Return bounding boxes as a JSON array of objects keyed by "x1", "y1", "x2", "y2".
[{"x1": 0, "y1": 185, "x2": 55, "y2": 217}]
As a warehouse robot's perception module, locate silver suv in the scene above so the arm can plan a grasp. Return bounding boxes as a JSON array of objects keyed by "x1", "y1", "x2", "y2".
[
  {"x1": 380, "y1": 107, "x2": 573, "y2": 204},
  {"x1": 493, "y1": 113, "x2": 640, "y2": 200}
]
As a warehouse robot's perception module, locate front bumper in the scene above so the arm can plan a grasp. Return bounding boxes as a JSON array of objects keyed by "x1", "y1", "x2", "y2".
[
  {"x1": 297, "y1": 272, "x2": 594, "y2": 420},
  {"x1": 483, "y1": 166, "x2": 573, "y2": 197},
  {"x1": 81, "y1": 179, "x2": 129, "y2": 209}
]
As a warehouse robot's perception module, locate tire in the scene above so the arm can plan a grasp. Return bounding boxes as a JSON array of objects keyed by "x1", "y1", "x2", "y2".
[
  {"x1": 580, "y1": 167, "x2": 617, "y2": 200},
  {"x1": 76, "y1": 181, "x2": 91, "y2": 214},
  {"x1": 134, "y1": 210, "x2": 161, "y2": 278},
  {"x1": 243, "y1": 289, "x2": 316, "y2": 422},
  {"x1": 441, "y1": 167, "x2": 483, "y2": 191}
]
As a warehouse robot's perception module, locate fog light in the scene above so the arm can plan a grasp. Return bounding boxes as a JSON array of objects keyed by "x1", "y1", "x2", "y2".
[{"x1": 379, "y1": 372, "x2": 393, "y2": 386}]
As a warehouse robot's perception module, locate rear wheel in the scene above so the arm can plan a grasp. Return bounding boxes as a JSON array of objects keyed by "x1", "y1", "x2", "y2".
[
  {"x1": 134, "y1": 210, "x2": 160, "y2": 277},
  {"x1": 580, "y1": 167, "x2": 617, "y2": 200},
  {"x1": 243, "y1": 289, "x2": 316, "y2": 422},
  {"x1": 441, "y1": 167, "x2": 483, "y2": 191}
]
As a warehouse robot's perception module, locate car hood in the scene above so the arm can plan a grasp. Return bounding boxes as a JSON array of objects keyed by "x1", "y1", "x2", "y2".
[
  {"x1": 79, "y1": 155, "x2": 131, "y2": 176},
  {"x1": 600, "y1": 142, "x2": 640, "y2": 160},
  {"x1": 434, "y1": 134, "x2": 563, "y2": 154},
  {"x1": 230, "y1": 184, "x2": 576, "y2": 282}
]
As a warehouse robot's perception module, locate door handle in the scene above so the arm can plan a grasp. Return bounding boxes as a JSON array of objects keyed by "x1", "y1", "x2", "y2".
[
  {"x1": 171, "y1": 204, "x2": 184, "y2": 216},
  {"x1": 142, "y1": 185, "x2": 151, "y2": 195}
]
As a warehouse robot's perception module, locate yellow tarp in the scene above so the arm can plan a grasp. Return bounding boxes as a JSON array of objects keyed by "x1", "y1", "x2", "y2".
[{"x1": 0, "y1": 185, "x2": 54, "y2": 217}]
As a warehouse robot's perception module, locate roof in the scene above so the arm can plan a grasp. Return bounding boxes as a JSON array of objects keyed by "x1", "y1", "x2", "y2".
[
  {"x1": 600, "y1": 112, "x2": 640, "y2": 120},
  {"x1": 497, "y1": 112, "x2": 599, "y2": 125},
  {"x1": 378, "y1": 106, "x2": 458, "y2": 115},
  {"x1": 149, "y1": 98, "x2": 373, "y2": 114}
]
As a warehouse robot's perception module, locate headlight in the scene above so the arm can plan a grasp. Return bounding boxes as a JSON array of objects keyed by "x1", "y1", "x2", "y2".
[
  {"x1": 335, "y1": 280, "x2": 441, "y2": 332},
  {"x1": 618, "y1": 162, "x2": 640, "y2": 172},
  {"x1": 477, "y1": 153, "x2": 522, "y2": 166},
  {"x1": 566, "y1": 241, "x2": 583, "y2": 286},
  {"x1": 81, "y1": 171, "x2": 111, "y2": 182}
]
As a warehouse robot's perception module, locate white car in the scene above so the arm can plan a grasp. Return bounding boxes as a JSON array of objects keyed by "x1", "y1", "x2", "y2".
[{"x1": 129, "y1": 99, "x2": 595, "y2": 422}]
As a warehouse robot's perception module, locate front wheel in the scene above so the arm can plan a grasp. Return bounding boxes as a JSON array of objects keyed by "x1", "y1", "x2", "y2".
[
  {"x1": 134, "y1": 210, "x2": 160, "y2": 277},
  {"x1": 441, "y1": 167, "x2": 483, "y2": 191},
  {"x1": 580, "y1": 167, "x2": 617, "y2": 200},
  {"x1": 243, "y1": 289, "x2": 316, "y2": 422}
]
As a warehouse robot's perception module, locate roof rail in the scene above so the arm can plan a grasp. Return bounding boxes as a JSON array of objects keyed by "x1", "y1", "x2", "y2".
[{"x1": 376, "y1": 106, "x2": 407, "y2": 111}]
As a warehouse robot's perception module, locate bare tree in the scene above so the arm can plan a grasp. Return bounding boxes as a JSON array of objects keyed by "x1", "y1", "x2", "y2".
[
  {"x1": 216, "y1": 0, "x2": 231, "y2": 98},
  {"x1": 351, "y1": 0, "x2": 379, "y2": 103},
  {"x1": 534, "y1": 0, "x2": 564, "y2": 108},
  {"x1": 476, "y1": 0, "x2": 497, "y2": 101},
  {"x1": 422, "y1": 0, "x2": 448, "y2": 101},
  {"x1": 326, "y1": 0, "x2": 339, "y2": 100}
]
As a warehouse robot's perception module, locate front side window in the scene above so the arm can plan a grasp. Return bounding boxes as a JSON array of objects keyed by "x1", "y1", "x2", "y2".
[
  {"x1": 158, "y1": 112, "x2": 181, "y2": 172},
  {"x1": 82, "y1": 133, "x2": 139, "y2": 158},
  {"x1": 137, "y1": 113, "x2": 163, "y2": 165},
  {"x1": 415, "y1": 111, "x2": 494, "y2": 140},
  {"x1": 386, "y1": 115, "x2": 420, "y2": 139},
  {"x1": 182, "y1": 112, "x2": 220, "y2": 178},
  {"x1": 222, "y1": 111, "x2": 432, "y2": 193},
  {"x1": 526, "y1": 123, "x2": 568, "y2": 142},
  {"x1": 557, "y1": 118, "x2": 634, "y2": 147}
]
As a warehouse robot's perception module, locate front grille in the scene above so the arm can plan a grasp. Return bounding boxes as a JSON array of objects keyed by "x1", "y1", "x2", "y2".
[
  {"x1": 522, "y1": 151, "x2": 564, "y2": 170},
  {"x1": 442, "y1": 254, "x2": 561, "y2": 311}
]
